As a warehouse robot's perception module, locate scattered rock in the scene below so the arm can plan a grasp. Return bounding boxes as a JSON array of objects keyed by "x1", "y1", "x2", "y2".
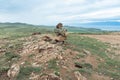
[
  {"x1": 7, "y1": 64, "x2": 20, "y2": 78},
  {"x1": 42, "y1": 36, "x2": 52, "y2": 42},
  {"x1": 39, "y1": 48, "x2": 45, "y2": 53},
  {"x1": 83, "y1": 49, "x2": 91, "y2": 55},
  {"x1": 74, "y1": 71, "x2": 87, "y2": 80},
  {"x1": 40, "y1": 73, "x2": 62, "y2": 80},
  {"x1": 32, "y1": 62, "x2": 40, "y2": 67},
  {"x1": 56, "y1": 55, "x2": 63, "y2": 60},
  {"x1": 61, "y1": 66, "x2": 68, "y2": 70},
  {"x1": 75, "y1": 63, "x2": 83, "y2": 69},
  {"x1": 0, "y1": 46, "x2": 6, "y2": 53},
  {"x1": 21, "y1": 62, "x2": 25, "y2": 65},
  {"x1": 47, "y1": 73, "x2": 62, "y2": 80},
  {"x1": 32, "y1": 32, "x2": 41, "y2": 35},
  {"x1": 19, "y1": 35, "x2": 65, "y2": 63},
  {"x1": 29, "y1": 72, "x2": 40, "y2": 80}
]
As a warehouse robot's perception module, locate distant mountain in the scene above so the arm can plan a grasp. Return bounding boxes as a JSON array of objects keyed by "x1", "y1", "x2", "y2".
[
  {"x1": 0, "y1": 22, "x2": 104, "y2": 33},
  {"x1": 83, "y1": 21, "x2": 120, "y2": 26},
  {"x1": 78, "y1": 21, "x2": 120, "y2": 31},
  {"x1": 0, "y1": 22, "x2": 35, "y2": 27},
  {"x1": 64, "y1": 26, "x2": 103, "y2": 33}
]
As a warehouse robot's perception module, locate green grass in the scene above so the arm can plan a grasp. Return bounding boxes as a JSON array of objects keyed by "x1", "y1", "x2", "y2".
[
  {"x1": 48, "y1": 59, "x2": 60, "y2": 71},
  {"x1": 0, "y1": 51, "x2": 20, "y2": 76},
  {"x1": 66, "y1": 34, "x2": 108, "y2": 58},
  {"x1": 75, "y1": 68, "x2": 92, "y2": 75},
  {"x1": 5, "y1": 52, "x2": 20, "y2": 61},
  {"x1": 0, "y1": 54, "x2": 10, "y2": 74},
  {"x1": 75, "y1": 62, "x2": 93, "y2": 69},
  {"x1": 66, "y1": 34, "x2": 120, "y2": 79},
  {"x1": 74, "y1": 52, "x2": 86, "y2": 59},
  {"x1": 0, "y1": 23, "x2": 111, "y2": 39},
  {"x1": 97, "y1": 59, "x2": 120, "y2": 79},
  {"x1": 74, "y1": 62, "x2": 93, "y2": 75},
  {"x1": 0, "y1": 25, "x2": 52, "y2": 39},
  {"x1": 17, "y1": 66, "x2": 42, "y2": 80},
  {"x1": 0, "y1": 23, "x2": 119, "y2": 79}
]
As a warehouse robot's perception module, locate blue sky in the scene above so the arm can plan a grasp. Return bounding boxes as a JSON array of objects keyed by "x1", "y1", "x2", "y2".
[{"x1": 0, "y1": 0, "x2": 120, "y2": 30}]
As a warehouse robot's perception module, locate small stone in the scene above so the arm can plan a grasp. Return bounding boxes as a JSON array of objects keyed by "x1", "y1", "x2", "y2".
[
  {"x1": 32, "y1": 62, "x2": 40, "y2": 67},
  {"x1": 7, "y1": 64, "x2": 20, "y2": 78},
  {"x1": 110, "y1": 78, "x2": 114, "y2": 80},
  {"x1": 57, "y1": 55, "x2": 63, "y2": 60},
  {"x1": 21, "y1": 62, "x2": 25, "y2": 65},
  {"x1": 74, "y1": 71, "x2": 87, "y2": 80},
  {"x1": 83, "y1": 49, "x2": 91, "y2": 55},
  {"x1": 29, "y1": 72, "x2": 40, "y2": 80},
  {"x1": 47, "y1": 73, "x2": 62, "y2": 80}
]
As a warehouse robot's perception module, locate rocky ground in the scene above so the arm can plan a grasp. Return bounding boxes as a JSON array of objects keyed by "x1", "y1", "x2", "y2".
[{"x1": 0, "y1": 33, "x2": 119, "y2": 80}]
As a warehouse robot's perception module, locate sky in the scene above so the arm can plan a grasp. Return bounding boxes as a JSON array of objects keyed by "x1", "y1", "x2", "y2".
[{"x1": 0, "y1": 0, "x2": 120, "y2": 30}]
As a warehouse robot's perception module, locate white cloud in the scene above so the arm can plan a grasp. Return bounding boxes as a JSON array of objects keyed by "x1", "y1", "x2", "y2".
[
  {"x1": 67, "y1": 7, "x2": 120, "y2": 19},
  {"x1": 0, "y1": 0, "x2": 120, "y2": 25},
  {"x1": 0, "y1": 13, "x2": 14, "y2": 22}
]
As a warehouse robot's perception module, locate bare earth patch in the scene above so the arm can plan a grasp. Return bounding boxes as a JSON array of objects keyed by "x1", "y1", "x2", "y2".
[
  {"x1": 81, "y1": 34, "x2": 120, "y2": 61},
  {"x1": 81, "y1": 34, "x2": 120, "y2": 44},
  {"x1": 91, "y1": 73, "x2": 110, "y2": 80}
]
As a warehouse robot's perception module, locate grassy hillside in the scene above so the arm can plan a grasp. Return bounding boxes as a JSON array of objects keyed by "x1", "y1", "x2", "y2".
[
  {"x1": 0, "y1": 22, "x2": 119, "y2": 80},
  {"x1": 0, "y1": 23, "x2": 53, "y2": 39},
  {"x1": 0, "y1": 23, "x2": 108, "y2": 38},
  {"x1": 66, "y1": 34, "x2": 120, "y2": 79},
  {"x1": 65, "y1": 26, "x2": 104, "y2": 33}
]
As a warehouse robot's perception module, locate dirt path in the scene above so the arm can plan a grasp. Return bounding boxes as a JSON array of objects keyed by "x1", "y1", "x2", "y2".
[{"x1": 81, "y1": 34, "x2": 120, "y2": 44}]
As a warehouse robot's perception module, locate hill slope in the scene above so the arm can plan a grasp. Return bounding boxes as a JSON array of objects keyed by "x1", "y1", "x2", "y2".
[
  {"x1": 0, "y1": 22, "x2": 105, "y2": 34},
  {"x1": 0, "y1": 23, "x2": 120, "y2": 80}
]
